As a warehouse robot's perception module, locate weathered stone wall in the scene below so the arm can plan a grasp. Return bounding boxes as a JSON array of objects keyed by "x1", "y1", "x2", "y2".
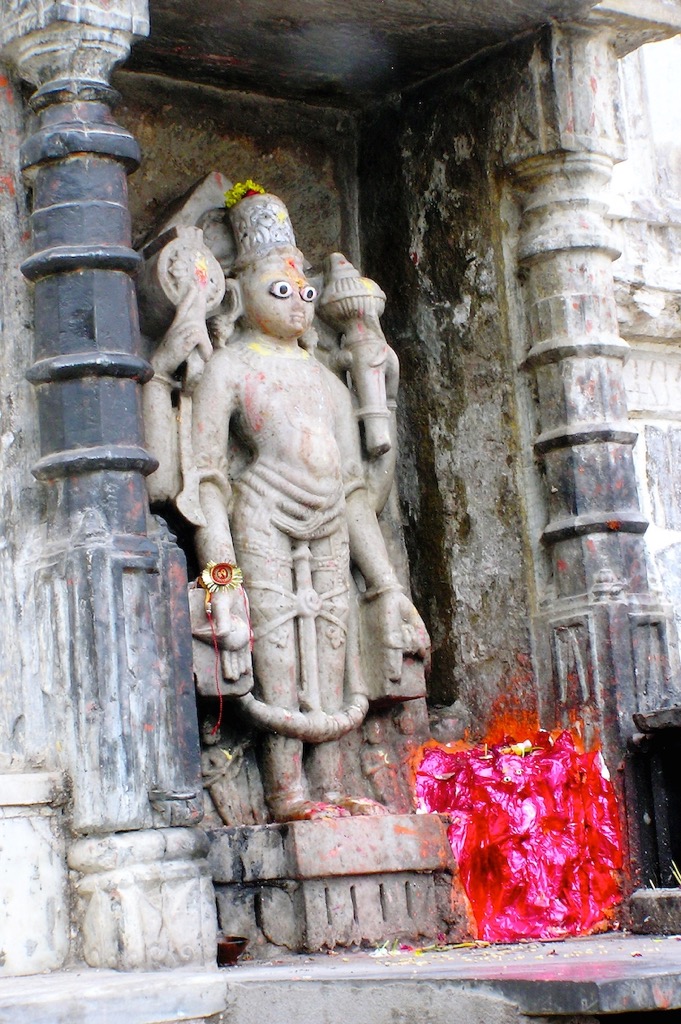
[
  {"x1": 114, "y1": 70, "x2": 359, "y2": 265},
  {"x1": 358, "y1": 47, "x2": 538, "y2": 734},
  {"x1": 611, "y1": 35, "x2": 681, "y2": 638},
  {"x1": 112, "y1": 24, "x2": 681, "y2": 758}
]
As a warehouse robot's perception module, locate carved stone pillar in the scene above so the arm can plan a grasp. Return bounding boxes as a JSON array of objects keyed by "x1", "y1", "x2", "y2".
[
  {"x1": 1, "y1": 2, "x2": 216, "y2": 970},
  {"x1": 502, "y1": 13, "x2": 681, "y2": 891}
]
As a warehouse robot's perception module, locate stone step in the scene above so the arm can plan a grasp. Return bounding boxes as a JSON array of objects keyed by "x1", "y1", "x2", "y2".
[{"x1": 2, "y1": 934, "x2": 681, "y2": 1024}]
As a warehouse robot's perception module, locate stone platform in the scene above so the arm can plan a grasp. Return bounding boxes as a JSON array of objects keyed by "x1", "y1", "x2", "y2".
[
  {"x1": 3, "y1": 934, "x2": 681, "y2": 1024},
  {"x1": 208, "y1": 814, "x2": 469, "y2": 953}
]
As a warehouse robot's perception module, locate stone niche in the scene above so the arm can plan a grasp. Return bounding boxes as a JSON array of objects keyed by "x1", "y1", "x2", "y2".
[{"x1": 118, "y1": 69, "x2": 475, "y2": 954}]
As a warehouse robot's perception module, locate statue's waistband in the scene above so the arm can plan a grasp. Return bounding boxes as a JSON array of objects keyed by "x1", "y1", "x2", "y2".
[{"x1": 238, "y1": 461, "x2": 345, "y2": 540}]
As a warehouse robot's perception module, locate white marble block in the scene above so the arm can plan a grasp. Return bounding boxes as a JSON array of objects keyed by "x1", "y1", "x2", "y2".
[{"x1": 0, "y1": 773, "x2": 69, "y2": 976}]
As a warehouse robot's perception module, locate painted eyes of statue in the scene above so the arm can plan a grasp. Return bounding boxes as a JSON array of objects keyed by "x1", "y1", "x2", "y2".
[
  {"x1": 269, "y1": 281, "x2": 318, "y2": 302},
  {"x1": 270, "y1": 281, "x2": 294, "y2": 298}
]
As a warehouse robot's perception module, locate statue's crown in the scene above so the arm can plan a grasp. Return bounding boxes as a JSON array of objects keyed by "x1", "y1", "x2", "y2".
[{"x1": 226, "y1": 182, "x2": 301, "y2": 270}]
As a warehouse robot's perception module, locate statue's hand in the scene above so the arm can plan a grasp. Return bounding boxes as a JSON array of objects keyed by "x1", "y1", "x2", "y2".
[
  {"x1": 208, "y1": 589, "x2": 252, "y2": 681},
  {"x1": 152, "y1": 285, "x2": 213, "y2": 377},
  {"x1": 375, "y1": 590, "x2": 429, "y2": 683}
]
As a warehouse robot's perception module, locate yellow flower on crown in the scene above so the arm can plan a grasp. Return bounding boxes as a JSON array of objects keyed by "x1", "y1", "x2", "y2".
[{"x1": 224, "y1": 180, "x2": 266, "y2": 209}]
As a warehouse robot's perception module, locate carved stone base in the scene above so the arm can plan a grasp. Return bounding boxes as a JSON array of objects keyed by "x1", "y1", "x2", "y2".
[
  {"x1": 68, "y1": 827, "x2": 218, "y2": 970},
  {"x1": 208, "y1": 814, "x2": 473, "y2": 953}
]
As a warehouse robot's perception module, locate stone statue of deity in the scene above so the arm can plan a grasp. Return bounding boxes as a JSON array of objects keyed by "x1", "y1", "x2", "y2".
[{"x1": 140, "y1": 174, "x2": 430, "y2": 825}]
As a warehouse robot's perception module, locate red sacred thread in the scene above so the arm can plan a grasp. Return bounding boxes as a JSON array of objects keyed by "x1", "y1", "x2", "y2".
[
  {"x1": 206, "y1": 586, "x2": 253, "y2": 737},
  {"x1": 206, "y1": 599, "x2": 223, "y2": 736}
]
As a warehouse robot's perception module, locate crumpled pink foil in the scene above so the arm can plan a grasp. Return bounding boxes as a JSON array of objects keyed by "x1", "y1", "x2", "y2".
[{"x1": 415, "y1": 731, "x2": 622, "y2": 942}]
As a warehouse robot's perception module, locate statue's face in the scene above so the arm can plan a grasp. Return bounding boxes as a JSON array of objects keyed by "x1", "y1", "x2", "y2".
[{"x1": 240, "y1": 253, "x2": 317, "y2": 340}]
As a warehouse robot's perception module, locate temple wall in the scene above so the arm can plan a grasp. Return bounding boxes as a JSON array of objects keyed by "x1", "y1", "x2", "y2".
[
  {"x1": 359, "y1": 26, "x2": 681, "y2": 754},
  {"x1": 1, "y1": 7, "x2": 680, "y2": 977},
  {"x1": 0, "y1": 67, "x2": 53, "y2": 772},
  {"x1": 611, "y1": 35, "x2": 681, "y2": 637},
  {"x1": 358, "y1": 43, "x2": 539, "y2": 735},
  {"x1": 114, "y1": 70, "x2": 360, "y2": 269}
]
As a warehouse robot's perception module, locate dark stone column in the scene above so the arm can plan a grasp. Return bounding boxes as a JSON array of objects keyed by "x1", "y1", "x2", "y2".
[{"x1": 1, "y1": 6, "x2": 216, "y2": 969}]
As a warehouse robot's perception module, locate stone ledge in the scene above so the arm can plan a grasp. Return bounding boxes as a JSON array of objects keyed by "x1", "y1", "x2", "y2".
[
  {"x1": 3, "y1": 935, "x2": 681, "y2": 1023},
  {"x1": 629, "y1": 887, "x2": 681, "y2": 934},
  {"x1": 0, "y1": 968, "x2": 227, "y2": 1024},
  {"x1": 226, "y1": 933, "x2": 681, "y2": 1019},
  {"x1": 0, "y1": 771, "x2": 65, "y2": 807}
]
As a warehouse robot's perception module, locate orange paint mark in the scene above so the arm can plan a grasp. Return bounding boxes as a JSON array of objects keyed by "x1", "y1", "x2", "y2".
[
  {"x1": 651, "y1": 982, "x2": 673, "y2": 1009},
  {"x1": 0, "y1": 176, "x2": 15, "y2": 197},
  {"x1": 485, "y1": 704, "x2": 540, "y2": 746},
  {"x1": 0, "y1": 75, "x2": 14, "y2": 105},
  {"x1": 606, "y1": 520, "x2": 621, "y2": 531},
  {"x1": 557, "y1": 558, "x2": 568, "y2": 571},
  {"x1": 143, "y1": 723, "x2": 154, "y2": 732},
  {"x1": 483, "y1": 654, "x2": 540, "y2": 745}
]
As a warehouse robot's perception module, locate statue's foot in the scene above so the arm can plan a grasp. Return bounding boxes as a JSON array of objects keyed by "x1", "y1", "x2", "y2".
[
  {"x1": 272, "y1": 799, "x2": 351, "y2": 822},
  {"x1": 325, "y1": 795, "x2": 390, "y2": 817}
]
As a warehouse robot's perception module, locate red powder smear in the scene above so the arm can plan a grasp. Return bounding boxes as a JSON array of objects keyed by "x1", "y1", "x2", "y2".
[{"x1": 415, "y1": 730, "x2": 622, "y2": 942}]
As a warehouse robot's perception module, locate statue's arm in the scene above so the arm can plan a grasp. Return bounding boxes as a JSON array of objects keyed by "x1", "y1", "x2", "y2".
[
  {"x1": 330, "y1": 373, "x2": 399, "y2": 587},
  {"x1": 331, "y1": 371, "x2": 429, "y2": 681},
  {"x1": 189, "y1": 352, "x2": 251, "y2": 679},
  {"x1": 191, "y1": 350, "x2": 237, "y2": 564}
]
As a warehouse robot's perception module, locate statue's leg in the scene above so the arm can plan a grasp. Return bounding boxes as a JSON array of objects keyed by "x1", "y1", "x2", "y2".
[
  {"x1": 306, "y1": 526, "x2": 388, "y2": 816},
  {"x1": 303, "y1": 527, "x2": 347, "y2": 801},
  {"x1": 232, "y1": 491, "x2": 349, "y2": 822}
]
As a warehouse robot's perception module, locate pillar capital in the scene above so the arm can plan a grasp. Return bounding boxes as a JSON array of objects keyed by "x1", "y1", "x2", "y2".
[
  {"x1": 500, "y1": 1, "x2": 681, "y2": 170},
  {"x1": 0, "y1": 0, "x2": 148, "y2": 92},
  {"x1": 500, "y1": 20, "x2": 626, "y2": 169},
  {"x1": 586, "y1": 0, "x2": 681, "y2": 56},
  {"x1": 0, "y1": 0, "x2": 149, "y2": 47}
]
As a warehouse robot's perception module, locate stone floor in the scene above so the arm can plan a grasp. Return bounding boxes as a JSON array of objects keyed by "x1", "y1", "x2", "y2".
[{"x1": 2, "y1": 933, "x2": 681, "y2": 1024}]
